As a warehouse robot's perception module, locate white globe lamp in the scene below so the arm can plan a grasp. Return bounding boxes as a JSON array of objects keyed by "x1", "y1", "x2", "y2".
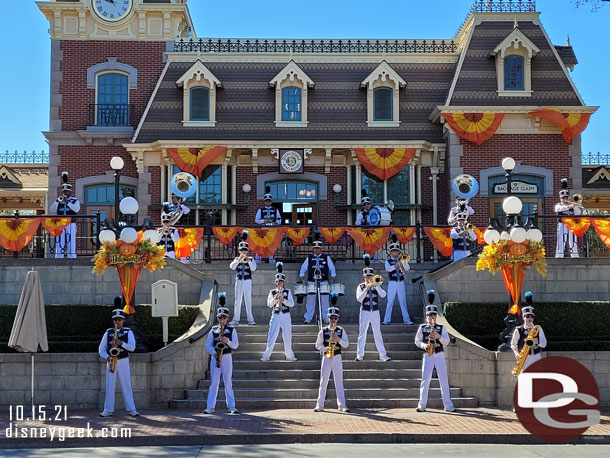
[
  {"x1": 501, "y1": 157, "x2": 516, "y2": 171},
  {"x1": 110, "y1": 156, "x2": 124, "y2": 170},
  {"x1": 98, "y1": 229, "x2": 116, "y2": 244},
  {"x1": 120, "y1": 227, "x2": 138, "y2": 244},
  {"x1": 510, "y1": 227, "x2": 527, "y2": 244},
  {"x1": 119, "y1": 197, "x2": 139, "y2": 215},
  {"x1": 502, "y1": 196, "x2": 523, "y2": 215},
  {"x1": 483, "y1": 229, "x2": 500, "y2": 245},
  {"x1": 528, "y1": 228, "x2": 543, "y2": 243},
  {"x1": 143, "y1": 229, "x2": 161, "y2": 244}
]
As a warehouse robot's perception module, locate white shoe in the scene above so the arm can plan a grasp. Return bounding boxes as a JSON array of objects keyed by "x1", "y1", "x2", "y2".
[
  {"x1": 340, "y1": 407, "x2": 350, "y2": 413},
  {"x1": 260, "y1": 356, "x2": 270, "y2": 361},
  {"x1": 404, "y1": 321, "x2": 414, "y2": 325},
  {"x1": 304, "y1": 319, "x2": 311, "y2": 324},
  {"x1": 415, "y1": 407, "x2": 426, "y2": 412},
  {"x1": 203, "y1": 408, "x2": 214, "y2": 414},
  {"x1": 248, "y1": 321, "x2": 256, "y2": 326},
  {"x1": 128, "y1": 410, "x2": 139, "y2": 417},
  {"x1": 355, "y1": 356, "x2": 363, "y2": 361},
  {"x1": 444, "y1": 406, "x2": 456, "y2": 412},
  {"x1": 380, "y1": 355, "x2": 392, "y2": 362},
  {"x1": 98, "y1": 411, "x2": 113, "y2": 417},
  {"x1": 313, "y1": 407, "x2": 324, "y2": 412},
  {"x1": 382, "y1": 321, "x2": 389, "y2": 325},
  {"x1": 228, "y1": 409, "x2": 240, "y2": 415},
  {"x1": 286, "y1": 356, "x2": 298, "y2": 361}
]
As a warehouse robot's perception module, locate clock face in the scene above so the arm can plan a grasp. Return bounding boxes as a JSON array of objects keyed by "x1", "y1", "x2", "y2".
[
  {"x1": 280, "y1": 150, "x2": 303, "y2": 173},
  {"x1": 92, "y1": 0, "x2": 133, "y2": 23}
]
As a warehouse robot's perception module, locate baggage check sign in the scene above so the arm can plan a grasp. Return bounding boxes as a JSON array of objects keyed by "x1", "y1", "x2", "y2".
[{"x1": 513, "y1": 356, "x2": 600, "y2": 442}]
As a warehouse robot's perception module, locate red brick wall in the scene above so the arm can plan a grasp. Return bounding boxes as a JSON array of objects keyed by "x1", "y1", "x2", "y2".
[
  {"x1": 149, "y1": 166, "x2": 162, "y2": 224},
  {"x1": 58, "y1": 145, "x2": 138, "y2": 183},
  {"x1": 59, "y1": 40, "x2": 166, "y2": 131}
]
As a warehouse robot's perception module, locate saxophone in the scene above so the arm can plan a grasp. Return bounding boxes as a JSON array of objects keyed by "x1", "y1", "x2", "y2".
[
  {"x1": 512, "y1": 325, "x2": 540, "y2": 376},
  {"x1": 214, "y1": 323, "x2": 228, "y2": 369},
  {"x1": 324, "y1": 322, "x2": 337, "y2": 359},
  {"x1": 427, "y1": 322, "x2": 436, "y2": 356},
  {"x1": 109, "y1": 324, "x2": 120, "y2": 373},
  {"x1": 274, "y1": 287, "x2": 284, "y2": 312}
]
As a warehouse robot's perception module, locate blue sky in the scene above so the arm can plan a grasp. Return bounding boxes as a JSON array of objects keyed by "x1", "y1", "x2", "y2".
[{"x1": 1, "y1": 0, "x2": 608, "y2": 154}]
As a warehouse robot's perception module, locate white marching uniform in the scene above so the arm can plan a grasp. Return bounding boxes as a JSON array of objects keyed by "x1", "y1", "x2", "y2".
[
  {"x1": 356, "y1": 282, "x2": 389, "y2": 359},
  {"x1": 49, "y1": 196, "x2": 80, "y2": 258},
  {"x1": 384, "y1": 257, "x2": 412, "y2": 324},
  {"x1": 157, "y1": 227, "x2": 179, "y2": 259},
  {"x1": 555, "y1": 202, "x2": 581, "y2": 258},
  {"x1": 229, "y1": 257, "x2": 257, "y2": 323},
  {"x1": 450, "y1": 227, "x2": 477, "y2": 262},
  {"x1": 447, "y1": 204, "x2": 474, "y2": 226},
  {"x1": 205, "y1": 326, "x2": 239, "y2": 411},
  {"x1": 415, "y1": 323, "x2": 454, "y2": 411},
  {"x1": 98, "y1": 327, "x2": 137, "y2": 414},
  {"x1": 261, "y1": 288, "x2": 296, "y2": 360},
  {"x1": 315, "y1": 325, "x2": 349, "y2": 410},
  {"x1": 300, "y1": 254, "x2": 336, "y2": 323},
  {"x1": 511, "y1": 325, "x2": 547, "y2": 372}
]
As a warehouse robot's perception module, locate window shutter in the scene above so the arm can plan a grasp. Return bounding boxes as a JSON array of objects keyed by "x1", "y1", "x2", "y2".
[
  {"x1": 374, "y1": 88, "x2": 392, "y2": 121},
  {"x1": 191, "y1": 87, "x2": 210, "y2": 120}
]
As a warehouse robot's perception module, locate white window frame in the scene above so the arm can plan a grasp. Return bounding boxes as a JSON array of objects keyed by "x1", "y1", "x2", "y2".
[
  {"x1": 361, "y1": 61, "x2": 406, "y2": 127},
  {"x1": 269, "y1": 60, "x2": 314, "y2": 128},
  {"x1": 176, "y1": 60, "x2": 222, "y2": 127},
  {"x1": 492, "y1": 28, "x2": 540, "y2": 98}
]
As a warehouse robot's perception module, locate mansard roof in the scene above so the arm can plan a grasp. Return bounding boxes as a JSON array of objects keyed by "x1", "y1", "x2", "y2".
[
  {"x1": 269, "y1": 60, "x2": 314, "y2": 88},
  {"x1": 360, "y1": 61, "x2": 407, "y2": 89},
  {"x1": 447, "y1": 20, "x2": 583, "y2": 106},
  {"x1": 134, "y1": 60, "x2": 457, "y2": 144}
]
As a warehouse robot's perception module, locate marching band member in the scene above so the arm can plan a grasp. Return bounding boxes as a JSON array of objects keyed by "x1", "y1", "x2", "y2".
[
  {"x1": 157, "y1": 205, "x2": 180, "y2": 259},
  {"x1": 447, "y1": 197, "x2": 474, "y2": 226},
  {"x1": 450, "y1": 212, "x2": 477, "y2": 262},
  {"x1": 555, "y1": 178, "x2": 581, "y2": 258},
  {"x1": 299, "y1": 234, "x2": 336, "y2": 324},
  {"x1": 49, "y1": 171, "x2": 80, "y2": 258},
  {"x1": 205, "y1": 294, "x2": 239, "y2": 415},
  {"x1": 229, "y1": 231, "x2": 257, "y2": 326},
  {"x1": 314, "y1": 300, "x2": 350, "y2": 413},
  {"x1": 168, "y1": 194, "x2": 191, "y2": 225},
  {"x1": 511, "y1": 291, "x2": 547, "y2": 373},
  {"x1": 98, "y1": 301, "x2": 138, "y2": 417},
  {"x1": 255, "y1": 185, "x2": 281, "y2": 263},
  {"x1": 355, "y1": 255, "x2": 391, "y2": 362},
  {"x1": 260, "y1": 262, "x2": 297, "y2": 362},
  {"x1": 355, "y1": 190, "x2": 372, "y2": 226},
  {"x1": 383, "y1": 234, "x2": 413, "y2": 325},
  {"x1": 415, "y1": 290, "x2": 455, "y2": 412}
]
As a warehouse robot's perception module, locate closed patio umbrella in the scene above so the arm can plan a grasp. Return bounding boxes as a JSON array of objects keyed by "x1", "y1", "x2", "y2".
[{"x1": 8, "y1": 269, "x2": 48, "y2": 409}]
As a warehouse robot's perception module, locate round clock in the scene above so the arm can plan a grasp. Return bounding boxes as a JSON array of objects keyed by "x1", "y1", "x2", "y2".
[
  {"x1": 91, "y1": 0, "x2": 133, "y2": 23},
  {"x1": 280, "y1": 150, "x2": 303, "y2": 173}
]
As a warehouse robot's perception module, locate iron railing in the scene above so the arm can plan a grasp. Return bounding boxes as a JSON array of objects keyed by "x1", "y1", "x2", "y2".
[
  {"x1": 0, "y1": 214, "x2": 101, "y2": 259},
  {"x1": 582, "y1": 152, "x2": 610, "y2": 166},
  {"x1": 174, "y1": 38, "x2": 458, "y2": 54},
  {"x1": 89, "y1": 104, "x2": 134, "y2": 128},
  {"x1": 0, "y1": 150, "x2": 49, "y2": 164},
  {"x1": 456, "y1": 0, "x2": 537, "y2": 37}
]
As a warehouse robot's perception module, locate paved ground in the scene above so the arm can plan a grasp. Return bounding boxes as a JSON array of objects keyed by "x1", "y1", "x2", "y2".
[
  {"x1": 2, "y1": 444, "x2": 610, "y2": 458},
  {"x1": 1, "y1": 408, "x2": 609, "y2": 448}
]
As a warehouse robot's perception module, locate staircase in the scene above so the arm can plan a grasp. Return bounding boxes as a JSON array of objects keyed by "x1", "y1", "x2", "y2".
[{"x1": 169, "y1": 323, "x2": 478, "y2": 410}]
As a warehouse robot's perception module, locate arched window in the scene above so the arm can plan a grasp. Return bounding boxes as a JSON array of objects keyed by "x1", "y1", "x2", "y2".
[
  {"x1": 96, "y1": 72, "x2": 129, "y2": 126},
  {"x1": 504, "y1": 55, "x2": 524, "y2": 91},
  {"x1": 190, "y1": 87, "x2": 210, "y2": 121},
  {"x1": 281, "y1": 87, "x2": 302, "y2": 121},
  {"x1": 373, "y1": 87, "x2": 393, "y2": 121}
]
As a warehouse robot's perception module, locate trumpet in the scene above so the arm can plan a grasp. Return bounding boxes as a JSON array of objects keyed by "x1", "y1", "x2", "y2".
[
  {"x1": 567, "y1": 194, "x2": 584, "y2": 209},
  {"x1": 366, "y1": 274, "x2": 384, "y2": 290},
  {"x1": 238, "y1": 252, "x2": 252, "y2": 263},
  {"x1": 273, "y1": 287, "x2": 284, "y2": 312}
]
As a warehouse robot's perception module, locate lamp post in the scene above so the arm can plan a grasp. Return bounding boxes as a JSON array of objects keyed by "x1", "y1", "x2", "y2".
[{"x1": 110, "y1": 156, "x2": 124, "y2": 226}]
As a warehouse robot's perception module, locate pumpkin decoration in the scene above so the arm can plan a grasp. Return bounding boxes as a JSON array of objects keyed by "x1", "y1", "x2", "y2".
[
  {"x1": 119, "y1": 243, "x2": 137, "y2": 257},
  {"x1": 510, "y1": 243, "x2": 527, "y2": 257}
]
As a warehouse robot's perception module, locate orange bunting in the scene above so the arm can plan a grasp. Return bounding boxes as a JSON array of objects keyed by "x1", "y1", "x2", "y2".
[
  {"x1": 0, "y1": 218, "x2": 41, "y2": 252},
  {"x1": 175, "y1": 228, "x2": 204, "y2": 258},
  {"x1": 562, "y1": 217, "x2": 591, "y2": 237},
  {"x1": 345, "y1": 228, "x2": 391, "y2": 255},
  {"x1": 283, "y1": 227, "x2": 310, "y2": 245},
  {"x1": 117, "y1": 263, "x2": 141, "y2": 315},
  {"x1": 318, "y1": 227, "x2": 345, "y2": 244},
  {"x1": 166, "y1": 145, "x2": 228, "y2": 177},
  {"x1": 423, "y1": 227, "x2": 453, "y2": 257},
  {"x1": 501, "y1": 263, "x2": 526, "y2": 315},
  {"x1": 40, "y1": 217, "x2": 71, "y2": 237},
  {"x1": 529, "y1": 109, "x2": 592, "y2": 144},
  {"x1": 353, "y1": 148, "x2": 415, "y2": 181},
  {"x1": 213, "y1": 226, "x2": 242, "y2": 245},
  {"x1": 591, "y1": 218, "x2": 610, "y2": 249},
  {"x1": 442, "y1": 112, "x2": 505, "y2": 145},
  {"x1": 391, "y1": 227, "x2": 415, "y2": 244},
  {"x1": 473, "y1": 226, "x2": 488, "y2": 245},
  {"x1": 246, "y1": 228, "x2": 285, "y2": 258}
]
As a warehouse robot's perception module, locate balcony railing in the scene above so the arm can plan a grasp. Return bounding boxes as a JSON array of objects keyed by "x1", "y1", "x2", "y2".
[
  {"x1": 582, "y1": 152, "x2": 610, "y2": 166},
  {"x1": 89, "y1": 104, "x2": 134, "y2": 128},
  {"x1": 0, "y1": 150, "x2": 49, "y2": 164},
  {"x1": 474, "y1": 0, "x2": 536, "y2": 13}
]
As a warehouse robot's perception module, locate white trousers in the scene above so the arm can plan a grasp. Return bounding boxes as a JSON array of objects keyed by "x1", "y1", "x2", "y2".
[
  {"x1": 304, "y1": 282, "x2": 329, "y2": 322},
  {"x1": 233, "y1": 279, "x2": 254, "y2": 323},
  {"x1": 207, "y1": 353, "x2": 236, "y2": 410},
  {"x1": 357, "y1": 309, "x2": 388, "y2": 359},
  {"x1": 556, "y1": 223, "x2": 579, "y2": 258},
  {"x1": 384, "y1": 281, "x2": 411, "y2": 324},
  {"x1": 315, "y1": 354, "x2": 346, "y2": 410},
  {"x1": 521, "y1": 352, "x2": 542, "y2": 372},
  {"x1": 55, "y1": 223, "x2": 77, "y2": 259},
  {"x1": 418, "y1": 352, "x2": 454, "y2": 410},
  {"x1": 103, "y1": 357, "x2": 136, "y2": 413},
  {"x1": 261, "y1": 312, "x2": 294, "y2": 359}
]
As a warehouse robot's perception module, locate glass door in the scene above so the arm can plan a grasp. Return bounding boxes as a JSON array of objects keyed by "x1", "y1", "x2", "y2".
[{"x1": 292, "y1": 204, "x2": 316, "y2": 225}]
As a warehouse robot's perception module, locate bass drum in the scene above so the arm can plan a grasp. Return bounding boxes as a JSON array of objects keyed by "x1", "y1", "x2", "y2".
[
  {"x1": 293, "y1": 283, "x2": 307, "y2": 297},
  {"x1": 330, "y1": 283, "x2": 345, "y2": 296},
  {"x1": 368, "y1": 206, "x2": 392, "y2": 226}
]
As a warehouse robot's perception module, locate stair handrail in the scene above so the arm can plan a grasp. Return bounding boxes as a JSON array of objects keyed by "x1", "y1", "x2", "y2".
[{"x1": 189, "y1": 280, "x2": 219, "y2": 344}]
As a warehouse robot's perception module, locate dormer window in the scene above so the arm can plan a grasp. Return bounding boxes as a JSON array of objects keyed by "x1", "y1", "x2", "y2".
[
  {"x1": 176, "y1": 60, "x2": 221, "y2": 127},
  {"x1": 361, "y1": 61, "x2": 406, "y2": 127},
  {"x1": 492, "y1": 27, "x2": 539, "y2": 97},
  {"x1": 270, "y1": 61, "x2": 314, "y2": 127}
]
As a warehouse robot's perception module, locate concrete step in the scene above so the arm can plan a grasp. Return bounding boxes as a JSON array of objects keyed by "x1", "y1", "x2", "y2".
[
  {"x1": 237, "y1": 332, "x2": 417, "y2": 343},
  {"x1": 169, "y1": 396, "x2": 478, "y2": 411},
  {"x1": 229, "y1": 324, "x2": 419, "y2": 334},
  {"x1": 227, "y1": 367, "x2": 423, "y2": 381},
  {"x1": 236, "y1": 342, "x2": 419, "y2": 352},
  {"x1": 233, "y1": 359, "x2": 423, "y2": 370},
  {"x1": 232, "y1": 350, "x2": 423, "y2": 361}
]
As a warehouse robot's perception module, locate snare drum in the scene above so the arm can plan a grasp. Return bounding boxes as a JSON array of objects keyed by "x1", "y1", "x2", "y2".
[
  {"x1": 319, "y1": 283, "x2": 331, "y2": 294},
  {"x1": 330, "y1": 283, "x2": 345, "y2": 296},
  {"x1": 293, "y1": 283, "x2": 307, "y2": 297},
  {"x1": 307, "y1": 283, "x2": 317, "y2": 294},
  {"x1": 368, "y1": 206, "x2": 392, "y2": 226}
]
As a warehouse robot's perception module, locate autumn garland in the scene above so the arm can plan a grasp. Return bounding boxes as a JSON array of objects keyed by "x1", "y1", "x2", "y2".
[
  {"x1": 476, "y1": 240, "x2": 547, "y2": 276},
  {"x1": 92, "y1": 239, "x2": 166, "y2": 275}
]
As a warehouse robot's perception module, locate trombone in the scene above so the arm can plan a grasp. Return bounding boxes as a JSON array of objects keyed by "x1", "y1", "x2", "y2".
[
  {"x1": 365, "y1": 274, "x2": 384, "y2": 291},
  {"x1": 238, "y1": 252, "x2": 252, "y2": 263}
]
